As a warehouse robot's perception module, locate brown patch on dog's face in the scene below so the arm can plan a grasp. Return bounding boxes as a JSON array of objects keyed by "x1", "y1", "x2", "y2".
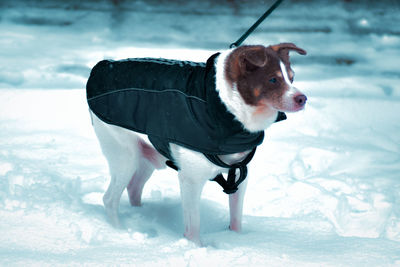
[
  {"x1": 238, "y1": 53, "x2": 285, "y2": 106},
  {"x1": 225, "y1": 43, "x2": 306, "y2": 110}
]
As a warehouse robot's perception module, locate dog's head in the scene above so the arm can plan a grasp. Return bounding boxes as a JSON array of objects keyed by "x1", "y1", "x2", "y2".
[{"x1": 225, "y1": 43, "x2": 307, "y2": 114}]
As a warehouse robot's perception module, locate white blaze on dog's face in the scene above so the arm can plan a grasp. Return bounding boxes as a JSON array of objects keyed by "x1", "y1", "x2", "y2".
[
  {"x1": 223, "y1": 43, "x2": 307, "y2": 130},
  {"x1": 279, "y1": 61, "x2": 307, "y2": 112}
]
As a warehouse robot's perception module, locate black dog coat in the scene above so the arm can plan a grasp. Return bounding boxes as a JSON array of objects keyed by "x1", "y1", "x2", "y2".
[{"x1": 86, "y1": 53, "x2": 286, "y2": 193}]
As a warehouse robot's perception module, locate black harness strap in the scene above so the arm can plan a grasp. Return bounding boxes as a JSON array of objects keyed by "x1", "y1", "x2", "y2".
[
  {"x1": 166, "y1": 160, "x2": 179, "y2": 171},
  {"x1": 205, "y1": 113, "x2": 285, "y2": 193},
  {"x1": 205, "y1": 148, "x2": 257, "y2": 194},
  {"x1": 203, "y1": 115, "x2": 285, "y2": 194},
  {"x1": 166, "y1": 148, "x2": 257, "y2": 195}
]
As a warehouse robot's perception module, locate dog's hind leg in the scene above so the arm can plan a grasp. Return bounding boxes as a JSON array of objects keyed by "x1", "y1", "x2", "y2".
[
  {"x1": 91, "y1": 111, "x2": 141, "y2": 228},
  {"x1": 103, "y1": 166, "x2": 136, "y2": 228},
  {"x1": 101, "y1": 143, "x2": 141, "y2": 228},
  {"x1": 127, "y1": 139, "x2": 165, "y2": 206},
  {"x1": 127, "y1": 160, "x2": 154, "y2": 207}
]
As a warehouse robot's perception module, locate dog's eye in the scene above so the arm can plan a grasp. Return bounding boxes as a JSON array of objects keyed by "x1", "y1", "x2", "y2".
[{"x1": 269, "y1": 78, "x2": 277, "y2": 84}]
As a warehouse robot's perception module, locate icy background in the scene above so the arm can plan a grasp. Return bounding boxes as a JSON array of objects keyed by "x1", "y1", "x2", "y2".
[{"x1": 1, "y1": 0, "x2": 400, "y2": 266}]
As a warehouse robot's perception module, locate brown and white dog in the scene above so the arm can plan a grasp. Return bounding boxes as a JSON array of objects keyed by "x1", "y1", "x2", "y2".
[{"x1": 89, "y1": 43, "x2": 307, "y2": 245}]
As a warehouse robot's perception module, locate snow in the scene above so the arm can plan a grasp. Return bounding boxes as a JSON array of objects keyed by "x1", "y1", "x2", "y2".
[{"x1": 1, "y1": 0, "x2": 400, "y2": 266}]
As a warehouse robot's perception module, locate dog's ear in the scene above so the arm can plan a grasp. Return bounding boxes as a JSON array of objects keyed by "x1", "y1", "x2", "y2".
[
  {"x1": 239, "y1": 46, "x2": 268, "y2": 73},
  {"x1": 270, "y1": 43, "x2": 307, "y2": 62}
]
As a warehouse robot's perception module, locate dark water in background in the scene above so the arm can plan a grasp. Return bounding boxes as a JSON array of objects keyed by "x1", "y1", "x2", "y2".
[{"x1": 0, "y1": 0, "x2": 399, "y2": 91}]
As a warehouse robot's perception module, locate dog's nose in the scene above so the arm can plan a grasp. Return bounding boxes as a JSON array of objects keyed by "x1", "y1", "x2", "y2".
[{"x1": 294, "y1": 94, "x2": 307, "y2": 106}]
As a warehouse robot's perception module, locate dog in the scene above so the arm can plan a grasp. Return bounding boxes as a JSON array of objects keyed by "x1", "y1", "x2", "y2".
[{"x1": 86, "y1": 43, "x2": 307, "y2": 245}]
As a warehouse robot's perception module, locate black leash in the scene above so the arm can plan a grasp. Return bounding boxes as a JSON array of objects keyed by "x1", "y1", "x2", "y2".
[{"x1": 230, "y1": 0, "x2": 284, "y2": 48}]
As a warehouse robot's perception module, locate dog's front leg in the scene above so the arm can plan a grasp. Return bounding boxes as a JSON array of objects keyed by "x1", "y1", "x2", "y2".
[
  {"x1": 229, "y1": 177, "x2": 248, "y2": 232},
  {"x1": 178, "y1": 171, "x2": 207, "y2": 245}
]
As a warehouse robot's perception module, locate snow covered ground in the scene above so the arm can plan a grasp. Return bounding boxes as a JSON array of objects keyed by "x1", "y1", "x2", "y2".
[{"x1": 1, "y1": 0, "x2": 400, "y2": 266}]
